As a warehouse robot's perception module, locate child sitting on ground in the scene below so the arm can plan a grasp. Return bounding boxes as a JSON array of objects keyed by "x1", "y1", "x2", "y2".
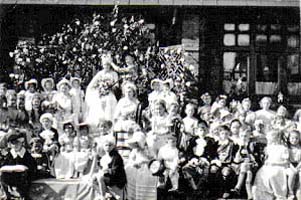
[{"x1": 157, "y1": 134, "x2": 179, "y2": 191}]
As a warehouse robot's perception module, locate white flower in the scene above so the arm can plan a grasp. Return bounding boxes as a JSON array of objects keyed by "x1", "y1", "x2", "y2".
[
  {"x1": 110, "y1": 19, "x2": 117, "y2": 26},
  {"x1": 26, "y1": 58, "x2": 31, "y2": 62},
  {"x1": 112, "y1": 28, "x2": 117, "y2": 33},
  {"x1": 9, "y1": 73, "x2": 14, "y2": 78},
  {"x1": 185, "y1": 82, "x2": 191, "y2": 87},
  {"x1": 94, "y1": 21, "x2": 100, "y2": 26},
  {"x1": 123, "y1": 24, "x2": 129, "y2": 29},
  {"x1": 75, "y1": 20, "x2": 80, "y2": 26},
  {"x1": 123, "y1": 46, "x2": 128, "y2": 50},
  {"x1": 9, "y1": 52, "x2": 14, "y2": 58},
  {"x1": 138, "y1": 19, "x2": 144, "y2": 24},
  {"x1": 72, "y1": 47, "x2": 77, "y2": 52}
]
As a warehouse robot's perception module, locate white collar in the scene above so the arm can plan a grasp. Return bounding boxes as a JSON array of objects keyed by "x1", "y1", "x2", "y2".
[{"x1": 10, "y1": 147, "x2": 26, "y2": 159}]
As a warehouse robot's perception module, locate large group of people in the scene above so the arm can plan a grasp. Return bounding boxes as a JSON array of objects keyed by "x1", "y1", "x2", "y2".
[{"x1": 0, "y1": 52, "x2": 301, "y2": 200}]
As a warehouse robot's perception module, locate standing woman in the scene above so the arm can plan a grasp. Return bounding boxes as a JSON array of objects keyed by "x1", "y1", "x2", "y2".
[
  {"x1": 51, "y1": 78, "x2": 75, "y2": 133},
  {"x1": 126, "y1": 131, "x2": 157, "y2": 200}
]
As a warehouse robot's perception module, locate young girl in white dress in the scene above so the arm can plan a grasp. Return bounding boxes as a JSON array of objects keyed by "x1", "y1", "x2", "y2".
[
  {"x1": 126, "y1": 131, "x2": 157, "y2": 200},
  {"x1": 254, "y1": 97, "x2": 276, "y2": 133},
  {"x1": 181, "y1": 103, "x2": 198, "y2": 150},
  {"x1": 70, "y1": 77, "x2": 85, "y2": 123},
  {"x1": 252, "y1": 130, "x2": 291, "y2": 200},
  {"x1": 24, "y1": 79, "x2": 38, "y2": 112},
  {"x1": 51, "y1": 79, "x2": 75, "y2": 133}
]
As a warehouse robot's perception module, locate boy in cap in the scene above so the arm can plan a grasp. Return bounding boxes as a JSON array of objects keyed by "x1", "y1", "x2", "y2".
[{"x1": 0, "y1": 131, "x2": 37, "y2": 200}]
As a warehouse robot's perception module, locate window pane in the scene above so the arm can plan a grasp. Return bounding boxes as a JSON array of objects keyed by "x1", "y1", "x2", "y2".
[
  {"x1": 256, "y1": 54, "x2": 278, "y2": 82},
  {"x1": 256, "y1": 25, "x2": 267, "y2": 32},
  {"x1": 224, "y1": 24, "x2": 235, "y2": 31},
  {"x1": 223, "y1": 34, "x2": 236, "y2": 46},
  {"x1": 287, "y1": 25, "x2": 299, "y2": 32},
  {"x1": 287, "y1": 35, "x2": 299, "y2": 48},
  {"x1": 271, "y1": 24, "x2": 281, "y2": 31},
  {"x1": 288, "y1": 54, "x2": 299, "y2": 75},
  {"x1": 256, "y1": 35, "x2": 267, "y2": 46},
  {"x1": 238, "y1": 34, "x2": 250, "y2": 46},
  {"x1": 238, "y1": 24, "x2": 249, "y2": 31},
  {"x1": 270, "y1": 35, "x2": 281, "y2": 43},
  {"x1": 223, "y1": 52, "x2": 249, "y2": 94}
]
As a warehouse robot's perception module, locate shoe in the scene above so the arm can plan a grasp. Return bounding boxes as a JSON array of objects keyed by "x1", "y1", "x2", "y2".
[{"x1": 222, "y1": 192, "x2": 230, "y2": 199}]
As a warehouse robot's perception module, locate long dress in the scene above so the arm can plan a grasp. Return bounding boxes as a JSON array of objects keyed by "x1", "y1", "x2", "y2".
[
  {"x1": 252, "y1": 144, "x2": 289, "y2": 200},
  {"x1": 85, "y1": 70, "x2": 118, "y2": 131},
  {"x1": 126, "y1": 148, "x2": 157, "y2": 200}
]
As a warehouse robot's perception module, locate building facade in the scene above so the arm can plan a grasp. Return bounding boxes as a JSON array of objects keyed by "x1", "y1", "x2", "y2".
[{"x1": 0, "y1": 0, "x2": 300, "y2": 106}]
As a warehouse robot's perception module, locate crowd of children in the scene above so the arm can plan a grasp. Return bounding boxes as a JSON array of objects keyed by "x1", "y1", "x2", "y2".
[{"x1": 1, "y1": 53, "x2": 301, "y2": 200}]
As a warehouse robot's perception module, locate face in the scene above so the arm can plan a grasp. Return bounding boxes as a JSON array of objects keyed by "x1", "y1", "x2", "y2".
[
  {"x1": 219, "y1": 129, "x2": 229, "y2": 141},
  {"x1": 201, "y1": 112, "x2": 211, "y2": 122},
  {"x1": 60, "y1": 83, "x2": 70, "y2": 94},
  {"x1": 239, "y1": 131, "x2": 250, "y2": 142},
  {"x1": 64, "y1": 124, "x2": 74, "y2": 135},
  {"x1": 277, "y1": 108, "x2": 286, "y2": 118},
  {"x1": 242, "y1": 101, "x2": 251, "y2": 111},
  {"x1": 162, "y1": 84, "x2": 170, "y2": 92},
  {"x1": 167, "y1": 137, "x2": 177, "y2": 146},
  {"x1": 44, "y1": 81, "x2": 53, "y2": 90},
  {"x1": 289, "y1": 132, "x2": 300, "y2": 146},
  {"x1": 194, "y1": 127, "x2": 206, "y2": 137},
  {"x1": 80, "y1": 127, "x2": 89, "y2": 136},
  {"x1": 28, "y1": 84, "x2": 36, "y2": 93},
  {"x1": 72, "y1": 80, "x2": 80, "y2": 89},
  {"x1": 185, "y1": 106, "x2": 195, "y2": 117},
  {"x1": 152, "y1": 82, "x2": 161, "y2": 91},
  {"x1": 202, "y1": 96, "x2": 211, "y2": 105},
  {"x1": 125, "y1": 56, "x2": 134, "y2": 65},
  {"x1": 32, "y1": 141, "x2": 43, "y2": 152},
  {"x1": 32, "y1": 97, "x2": 41, "y2": 109},
  {"x1": 261, "y1": 99, "x2": 271, "y2": 110},
  {"x1": 231, "y1": 121, "x2": 241, "y2": 135},
  {"x1": 7, "y1": 95, "x2": 17, "y2": 107},
  {"x1": 0, "y1": 87, "x2": 7, "y2": 96},
  {"x1": 42, "y1": 118, "x2": 52, "y2": 130},
  {"x1": 154, "y1": 103, "x2": 165, "y2": 116},
  {"x1": 125, "y1": 87, "x2": 135, "y2": 98},
  {"x1": 10, "y1": 138, "x2": 24, "y2": 152},
  {"x1": 218, "y1": 99, "x2": 226, "y2": 107},
  {"x1": 169, "y1": 104, "x2": 178, "y2": 115},
  {"x1": 103, "y1": 141, "x2": 115, "y2": 152}
]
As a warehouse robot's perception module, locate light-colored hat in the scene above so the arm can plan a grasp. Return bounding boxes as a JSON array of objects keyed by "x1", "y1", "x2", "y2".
[
  {"x1": 150, "y1": 78, "x2": 162, "y2": 89},
  {"x1": 39, "y1": 113, "x2": 54, "y2": 124},
  {"x1": 41, "y1": 78, "x2": 55, "y2": 91},
  {"x1": 128, "y1": 131, "x2": 146, "y2": 148},
  {"x1": 56, "y1": 78, "x2": 71, "y2": 90},
  {"x1": 254, "y1": 119, "x2": 264, "y2": 126},
  {"x1": 122, "y1": 81, "x2": 137, "y2": 94},
  {"x1": 25, "y1": 79, "x2": 38, "y2": 90}
]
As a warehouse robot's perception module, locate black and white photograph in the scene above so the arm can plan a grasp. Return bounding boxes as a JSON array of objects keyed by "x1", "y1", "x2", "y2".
[{"x1": 0, "y1": 0, "x2": 299, "y2": 199}]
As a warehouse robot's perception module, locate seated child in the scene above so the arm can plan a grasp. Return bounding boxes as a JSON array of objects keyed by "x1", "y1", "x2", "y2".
[
  {"x1": 182, "y1": 122, "x2": 217, "y2": 191},
  {"x1": 30, "y1": 137, "x2": 53, "y2": 179},
  {"x1": 92, "y1": 135, "x2": 127, "y2": 200},
  {"x1": 73, "y1": 123, "x2": 93, "y2": 177},
  {"x1": 230, "y1": 119, "x2": 242, "y2": 144},
  {"x1": 208, "y1": 125, "x2": 238, "y2": 199},
  {"x1": 157, "y1": 134, "x2": 179, "y2": 191},
  {"x1": 287, "y1": 130, "x2": 301, "y2": 200},
  {"x1": 231, "y1": 129, "x2": 257, "y2": 199},
  {"x1": 0, "y1": 132, "x2": 37, "y2": 200},
  {"x1": 39, "y1": 113, "x2": 59, "y2": 163}
]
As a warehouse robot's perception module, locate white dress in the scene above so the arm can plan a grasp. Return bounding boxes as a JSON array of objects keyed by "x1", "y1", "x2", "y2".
[
  {"x1": 255, "y1": 109, "x2": 276, "y2": 132},
  {"x1": 70, "y1": 88, "x2": 86, "y2": 122},
  {"x1": 85, "y1": 70, "x2": 118, "y2": 130},
  {"x1": 252, "y1": 144, "x2": 289, "y2": 200}
]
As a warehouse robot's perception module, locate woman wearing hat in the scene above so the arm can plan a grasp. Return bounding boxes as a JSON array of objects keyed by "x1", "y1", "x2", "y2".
[
  {"x1": 254, "y1": 97, "x2": 276, "y2": 133},
  {"x1": 41, "y1": 78, "x2": 57, "y2": 113},
  {"x1": 51, "y1": 78, "x2": 75, "y2": 133},
  {"x1": 148, "y1": 78, "x2": 163, "y2": 111},
  {"x1": 126, "y1": 131, "x2": 157, "y2": 200},
  {"x1": 24, "y1": 78, "x2": 38, "y2": 112}
]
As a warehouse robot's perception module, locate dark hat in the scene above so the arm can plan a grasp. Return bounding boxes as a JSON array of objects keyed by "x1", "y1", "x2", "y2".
[{"x1": 7, "y1": 132, "x2": 24, "y2": 144}]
